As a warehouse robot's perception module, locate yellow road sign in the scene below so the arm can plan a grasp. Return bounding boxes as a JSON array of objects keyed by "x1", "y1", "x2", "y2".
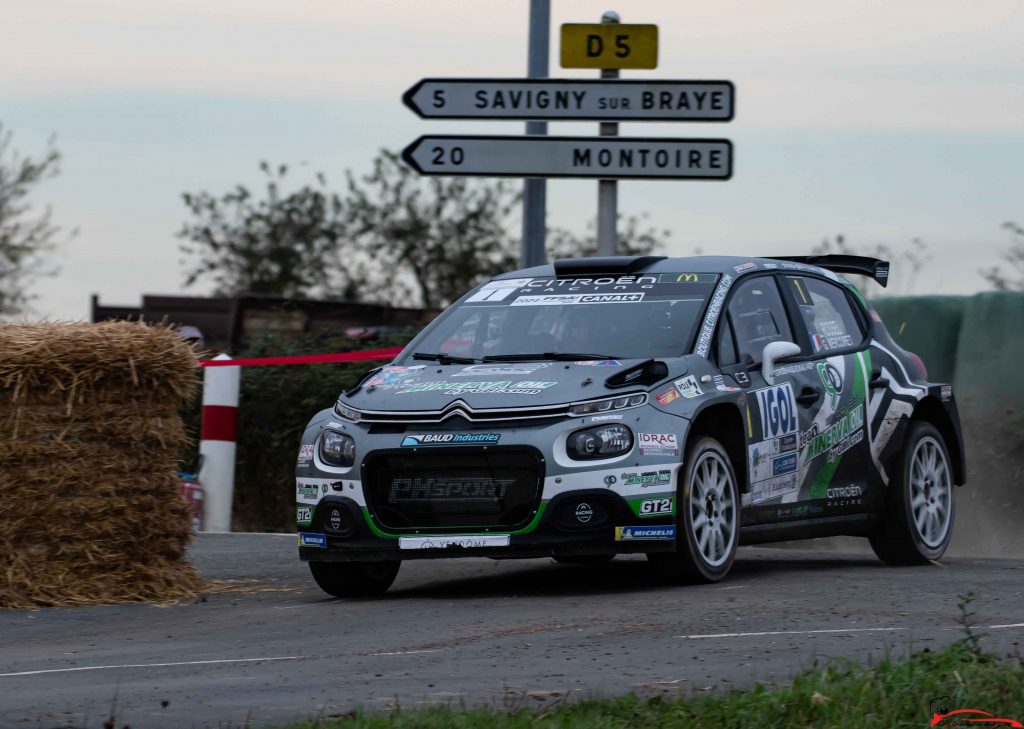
[{"x1": 560, "y1": 23, "x2": 658, "y2": 69}]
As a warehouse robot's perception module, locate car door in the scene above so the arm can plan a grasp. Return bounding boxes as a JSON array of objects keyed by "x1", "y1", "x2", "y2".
[
  {"x1": 776, "y1": 274, "x2": 874, "y2": 516},
  {"x1": 715, "y1": 274, "x2": 808, "y2": 522}
]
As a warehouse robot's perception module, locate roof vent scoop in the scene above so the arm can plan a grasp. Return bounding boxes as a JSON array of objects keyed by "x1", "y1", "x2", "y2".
[{"x1": 553, "y1": 256, "x2": 666, "y2": 277}]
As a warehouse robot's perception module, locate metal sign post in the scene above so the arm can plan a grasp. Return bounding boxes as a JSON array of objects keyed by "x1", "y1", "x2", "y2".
[
  {"x1": 521, "y1": 0, "x2": 550, "y2": 269},
  {"x1": 597, "y1": 11, "x2": 620, "y2": 257}
]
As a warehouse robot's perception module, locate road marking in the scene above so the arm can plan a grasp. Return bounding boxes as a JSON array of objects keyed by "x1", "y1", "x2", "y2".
[
  {"x1": 987, "y1": 623, "x2": 1024, "y2": 629},
  {"x1": 0, "y1": 655, "x2": 305, "y2": 678},
  {"x1": 677, "y1": 627, "x2": 905, "y2": 639},
  {"x1": 367, "y1": 649, "x2": 442, "y2": 657}
]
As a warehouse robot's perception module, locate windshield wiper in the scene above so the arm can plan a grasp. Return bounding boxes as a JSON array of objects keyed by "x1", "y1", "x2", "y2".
[
  {"x1": 481, "y1": 352, "x2": 619, "y2": 363},
  {"x1": 412, "y1": 352, "x2": 479, "y2": 365}
]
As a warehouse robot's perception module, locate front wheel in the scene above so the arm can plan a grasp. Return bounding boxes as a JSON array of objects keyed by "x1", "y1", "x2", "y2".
[
  {"x1": 649, "y1": 436, "x2": 739, "y2": 583},
  {"x1": 308, "y1": 560, "x2": 401, "y2": 597},
  {"x1": 870, "y1": 421, "x2": 955, "y2": 565}
]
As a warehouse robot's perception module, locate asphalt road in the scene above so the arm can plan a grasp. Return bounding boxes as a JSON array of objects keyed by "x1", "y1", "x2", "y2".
[{"x1": 2, "y1": 534, "x2": 1023, "y2": 729}]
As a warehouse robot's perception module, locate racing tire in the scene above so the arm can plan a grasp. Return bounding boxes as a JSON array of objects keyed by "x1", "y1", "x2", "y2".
[
  {"x1": 870, "y1": 421, "x2": 955, "y2": 565},
  {"x1": 552, "y1": 555, "x2": 615, "y2": 564},
  {"x1": 308, "y1": 560, "x2": 401, "y2": 597},
  {"x1": 649, "y1": 436, "x2": 739, "y2": 583}
]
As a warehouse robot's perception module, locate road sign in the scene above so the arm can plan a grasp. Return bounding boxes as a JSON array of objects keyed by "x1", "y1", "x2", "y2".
[
  {"x1": 560, "y1": 23, "x2": 657, "y2": 69},
  {"x1": 402, "y1": 79, "x2": 734, "y2": 121},
  {"x1": 401, "y1": 135, "x2": 732, "y2": 180}
]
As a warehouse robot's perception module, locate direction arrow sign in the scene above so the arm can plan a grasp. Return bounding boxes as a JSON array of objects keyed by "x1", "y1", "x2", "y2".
[
  {"x1": 401, "y1": 136, "x2": 732, "y2": 180},
  {"x1": 402, "y1": 78, "x2": 734, "y2": 121}
]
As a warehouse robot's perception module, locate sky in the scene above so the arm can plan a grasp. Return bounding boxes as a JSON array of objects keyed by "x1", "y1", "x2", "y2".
[{"x1": 3, "y1": 0, "x2": 1023, "y2": 319}]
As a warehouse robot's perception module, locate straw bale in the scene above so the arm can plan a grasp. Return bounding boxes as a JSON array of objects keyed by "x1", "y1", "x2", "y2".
[{"x1": 0, "y1": 321, "x2": 204, "y2": 609}]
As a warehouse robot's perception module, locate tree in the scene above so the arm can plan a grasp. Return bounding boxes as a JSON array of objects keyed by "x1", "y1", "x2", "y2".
[
  {"x1": 344, "y1": 150, "x2": 520, "y2": 310},
  {"x1": 812, "y1": 234, "x2": 930, "y2": 297},
  {"x1": 0, "y1": 123, "x2": 67, "y2": 316},
  {"x1": 179, "y1": 162, "x2": 354, "y2": 298},
  {"x1": 979, "y1": 222, "x2": 1024, "y2": 290}
]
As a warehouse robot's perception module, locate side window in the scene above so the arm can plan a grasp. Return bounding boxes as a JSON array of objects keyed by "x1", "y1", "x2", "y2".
[
  {"x1": 787, "y1": 276, "x2": 866, "y2": 354},
  {"x1": 725, "y1": 277, "x2": 793, "y2": 366},
  {"x1": 717, "y1": 316, "x2": 738, "y2": 366}
]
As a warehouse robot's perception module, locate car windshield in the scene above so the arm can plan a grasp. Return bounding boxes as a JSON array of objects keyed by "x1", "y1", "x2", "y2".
[{"x1": 406, "y1": 273, "x2": 720, "y2": 361}]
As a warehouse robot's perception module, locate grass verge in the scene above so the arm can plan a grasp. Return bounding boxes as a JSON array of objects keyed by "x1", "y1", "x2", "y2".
[{"x1": 283, "y1": 640, "x2": 1024, "y2": 729}]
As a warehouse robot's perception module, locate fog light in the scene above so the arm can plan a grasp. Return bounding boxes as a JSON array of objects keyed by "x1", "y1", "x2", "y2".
[{"x1": 566, "y1": 424, "x2": 633, "y2": 460}]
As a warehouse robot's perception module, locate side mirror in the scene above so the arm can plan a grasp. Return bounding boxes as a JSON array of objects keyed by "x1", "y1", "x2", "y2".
[{"x1": 761, "y1": 341, "x2": 802, "y2": 385}]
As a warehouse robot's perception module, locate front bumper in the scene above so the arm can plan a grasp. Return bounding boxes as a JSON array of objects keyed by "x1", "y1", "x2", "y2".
[{"x1": 297, "y1": 493, "x2": 678, "y2": 562}]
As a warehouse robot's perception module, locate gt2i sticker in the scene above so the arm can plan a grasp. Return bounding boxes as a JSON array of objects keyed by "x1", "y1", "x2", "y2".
[
  {"x1": 755, "y1": 382, "x2": 798, "y2": 438},
  {"x1": 638, "y1": 498, "x2": 674, "y2": 516},
  {"x1": 638, "y1": 432, "x2": 679, "y2": 457},
  {"x1": 615, "y1": 525, "x2": 676, "y2": 541},
  {"x1": 296, "y1": 506, "x2": 312, "y2": 526},
  {"x1": 401, "y1": 432, "x2": 501, "y2": 447},
  {"x1": 675, "y1": 375, "x2": 703, "y2": 398}
]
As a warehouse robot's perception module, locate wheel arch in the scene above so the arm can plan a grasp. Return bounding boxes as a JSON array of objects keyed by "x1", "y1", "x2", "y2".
[
  {"x1": 911, "y1": 396, "x2": 966, "y2": 485},
  {"x1": 687, "y1": 403, "x2": 748, "y2": 495}
]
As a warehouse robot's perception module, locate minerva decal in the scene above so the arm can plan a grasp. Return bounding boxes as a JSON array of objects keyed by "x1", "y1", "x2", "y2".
[
  {"x1": 452, "y1": 363, "x2": 550, "y2": 377},
  {"x1": 397, "y1": 380, "x2": 557, "y2": 395},
  {"x1": 817, "y1": 362, "x2": 843, "y2": 408},
  {"x1": 803, "y1": 404, "x2": 865, "y2": 463},
  {"x1": 401, "y1": 433, "x2": 501, "y2": 447},
  {"x1": 695, "y1": 274, "x2": 733, "y2": 358},
  {"x1": 620, "y1": 470, "x2": 672, "y2": 487}
]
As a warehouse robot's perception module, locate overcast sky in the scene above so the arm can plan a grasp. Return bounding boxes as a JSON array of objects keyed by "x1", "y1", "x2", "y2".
[{"x1": 3, "y1": 0, "x2": 1023, "y2": 319}]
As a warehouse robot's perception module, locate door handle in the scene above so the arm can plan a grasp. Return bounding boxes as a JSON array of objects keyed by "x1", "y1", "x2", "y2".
[
  {"x1": 868, "y1": 369, "x2": 890, "y2": 389},
  {"x1": 796, "y1": 388, "x2": 821, "y2": 406}
]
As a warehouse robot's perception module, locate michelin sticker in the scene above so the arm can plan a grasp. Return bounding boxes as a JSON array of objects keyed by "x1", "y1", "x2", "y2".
[
  {"x1": 298, "y1": 532, "x2": 327, "y2": 548},
  {"x1": 615, "y1": 525, "x2": 676, "y2": 541}
]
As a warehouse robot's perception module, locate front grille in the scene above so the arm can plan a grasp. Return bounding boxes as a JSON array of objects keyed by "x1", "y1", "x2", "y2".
[
  {"x1": 364, "y1": 449, "x2": 543, "y2": 530},
  {"x1": 344, "y1": 398, "x2": 570, "y2": 425}
]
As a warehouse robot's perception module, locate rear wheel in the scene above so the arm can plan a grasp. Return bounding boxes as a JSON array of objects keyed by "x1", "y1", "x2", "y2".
[
  {"x1": 649, "y1": 436, "x2": 738, "y2": 583},
  {"x1": 870, "y1": 421, "x2": 954, "y2": 565},
  {"x1": 308, "y1": 560, "x2": 401, "y2": 597}
]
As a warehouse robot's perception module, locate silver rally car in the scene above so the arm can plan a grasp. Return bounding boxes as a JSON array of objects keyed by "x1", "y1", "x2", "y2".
[{"x1": 295, "y1": 255, "x2": 965, "y2": 596}]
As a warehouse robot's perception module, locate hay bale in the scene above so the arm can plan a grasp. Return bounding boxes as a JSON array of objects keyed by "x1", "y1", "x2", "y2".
[{"x1": 0, "y1": 321, "x2": 204, "y2": 608}]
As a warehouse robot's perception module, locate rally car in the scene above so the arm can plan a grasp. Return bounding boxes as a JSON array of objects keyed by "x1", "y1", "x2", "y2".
[{"x1": 295, "y1": 254, "x2": 965, "y2": 596}]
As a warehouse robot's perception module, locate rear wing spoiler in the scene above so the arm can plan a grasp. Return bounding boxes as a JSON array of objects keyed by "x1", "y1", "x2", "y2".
[{"x1": 769, "y1": 255, "x2": 890, "y2": 288}]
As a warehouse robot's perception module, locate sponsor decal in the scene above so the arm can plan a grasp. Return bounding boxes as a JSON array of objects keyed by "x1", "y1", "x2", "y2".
[
  {"x1": 298, "y1": 532, "x2": 327, "y2": 548},
  {"x1": 657, "y1": 272, "x2": 717, "y2": 284},
  {"x1": 733, "y1": 261, "x2": 757, "y2": 273},
  {"x1": 639, "y1": 498, "x2": 673, "y2": 516},
  {"x1": 695, "y1": 274, "x2": 734, "y2": 358},
  {"x1": 772, "y1": 452, "x2": 798, "y2": 476},
  {"x1": 591, "y1": 414, "x2": 624, "y2": 422},
  {"x1": 397, "y1": 380, "x2": 557, "y2": 395},
  {"x1": 466, "y1": 278, "x2": 534, "y2": 302},
  {"x1": 675, "y1": 375, "x2": 703, "y2": 398},
  {"x1": 603, "y1": 474, "x2": 617, "y2": 485},
  {"x1": 511, "y1": 293, "x2": 645, "y2": 306},
  {"x1": 941, "y1": 384, "x2": 952, "y2": 402},
  {"x1": 296, "y1": 443, "x2": 314, "y2": 466},
  {"x1": 655, "y1": 385, "x2": 680, "y2": 405},
  {"x1": 453, "y1": 363, "x2": 550, "y2": 377},
  {"x1": 772, "y1": 361, "x2": 814, "y2": 376},
  {"x1": 755, "y1": 382, "x2": 798, "y2": 438},
  {"x1": 296, "y1": 506, "x2": 312, "y2": 526},
  {"x1": 365, "y1": 365, "x2": 426, "y2": 389},
  {"x1": 826, "y1": 485, "x2": 862, "y2": 499},
  {"x1": 748, "y1": 472, "x2": 799, "y2": 504},
  {"x1": 575, "y1": 502, "x2": 594, "y2": 523},
  {"x1": 327, "y1": 507, "x2": 343, "y2": 530},
  {"x1": 401, "y1": 432, "x2": 501, "y2": 447},
  {"x1": 804, "y1": 405, "x2": 865, "y2": 462},
  {"x1": 398, "y1": 534, "x2": 511, "y2": 549},
  {"x1": 713, "y1": 374, "x2": 740, "y2": 392},
  {"x1": 524, "y1": 275, "x2": 658, "y2": 291},
  {"x1": 296, "y1": 483, "x2": 320, "y2": 501},
  {"x1": 575, "y1": 360, "x2": 622, "y2": 366},
  {"x1": 621, "y1": 470, "x2": 673, "y2": 488},
  {"x1": 389, "y1": 476, "x2": 515, "y2": 502},
  {"x1": 638, "y1": 432, "x2": 679, "y2": 457},
  {"x1": 615, "y1": 525, "x2": 676, "y2": 541}
]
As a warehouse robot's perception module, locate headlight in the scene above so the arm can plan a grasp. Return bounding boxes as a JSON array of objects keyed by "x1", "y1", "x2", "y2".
[
  {"x1": 334, "y1": 400, "x2": 362, "y2": 422},
  {"x1": 566, "y1": 424, "x2": 634, "y2": 460},
  {"x1": 568, "y1": 393, "x2": 647, "y2": 417},
  {"x1": 319, "y1": 431, "x2": 355, "y2": 467}
]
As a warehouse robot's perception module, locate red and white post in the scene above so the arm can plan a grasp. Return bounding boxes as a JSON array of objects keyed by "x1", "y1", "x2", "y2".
[{"x1": 199, "y1": 353, "x2": 240, "y2": 532}]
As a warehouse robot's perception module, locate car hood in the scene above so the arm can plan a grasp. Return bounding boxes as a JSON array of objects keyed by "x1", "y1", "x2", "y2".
[{"x1": 343, "y1": 358, "x2": 664, "y2": 412}]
